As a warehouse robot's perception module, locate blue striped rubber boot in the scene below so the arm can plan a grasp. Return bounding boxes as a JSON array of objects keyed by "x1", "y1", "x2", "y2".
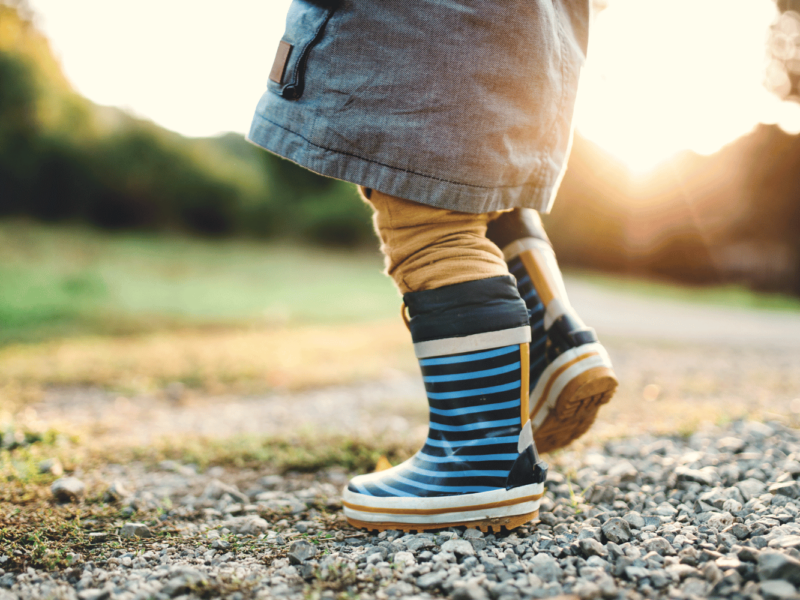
[
  {"x1": 487, "y1": 209, "x2": 618, "y2": 454},
  {"x1": 342, "y1": 276, "x2": 548, "y2": 533}
]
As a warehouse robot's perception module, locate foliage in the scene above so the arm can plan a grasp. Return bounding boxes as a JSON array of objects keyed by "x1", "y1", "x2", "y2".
[{"x1": 0, "y1": 3, "x2": 375, "y2": 246}]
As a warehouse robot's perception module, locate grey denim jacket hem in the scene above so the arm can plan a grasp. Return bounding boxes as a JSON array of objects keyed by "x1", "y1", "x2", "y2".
[{"x1": 249, "y1": 0, "x2": 589, "y2": 214}]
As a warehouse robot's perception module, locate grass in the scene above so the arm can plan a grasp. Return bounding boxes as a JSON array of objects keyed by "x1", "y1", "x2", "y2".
[
  {"x1": 3, "y1": 218, "x2": 800, "y2": 406},
  {"x1": 0, "y1": 425, "x2": 411, "y2": 574},
  {"x1": 0, "y1": 220, "x2": 399, "y2": 344},
  {"x1": 5, "y1": 220, "x2": 799, "y2": 348}
]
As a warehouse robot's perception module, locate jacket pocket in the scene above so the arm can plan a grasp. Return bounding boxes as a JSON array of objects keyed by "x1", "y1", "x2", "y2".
[{"x1": 268, "y1": 0, "x2": 336, "y2": 100}]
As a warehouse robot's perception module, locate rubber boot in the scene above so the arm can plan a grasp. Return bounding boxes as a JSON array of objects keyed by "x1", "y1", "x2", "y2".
[
  {"x1": 342, "y1": 276, "x2": 548, "y2": 533},
  {"x1": 486, "y1": 209, "x2": 618, "y2": 454}
]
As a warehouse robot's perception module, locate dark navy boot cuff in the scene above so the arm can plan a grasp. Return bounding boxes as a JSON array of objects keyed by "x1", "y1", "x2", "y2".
[{"x1": 403, "y1": 276, "x2": 529, "y2": 343}]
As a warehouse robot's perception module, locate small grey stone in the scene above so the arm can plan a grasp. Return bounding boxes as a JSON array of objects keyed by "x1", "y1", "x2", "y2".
[
  {"x1": 158, "y1": 460, "x2": 197, "y2": 476},
  {"x1": 769, "y1": 481, "x2": 800, "y2": 500},
  {"x1": 770, "y1": 536, "x2": 800, "y2": 550},
  {"x1": 451, "y1": 584, "x2": 490, "y2": 600},
  {"x1": 572, "y1": 580, "x2": 602, "y2": 599},
  {"x1": 602, "y1": 517, "x2": 632, "y2": 543},
  {"x1": 120, "y1": 522, "x2": 151, "y2": 538},
  {"x1": 441, "y1": 539, "x2": 474, "y2": 558},
  {"x1": 760, "y1": 580, "x2": 799, "y2": 600},
  {"x1": 650, "y1": 569, "x2": 671, "y2": 589},
  {"x1": 716, "y1": 555, "x2": 741, "y2": 571},
  {"x1": 727, "y1": 522, "x2": 750, "y2": 540},
  {"x1": 579, "y1": 538, "x2": 607, "y2": 558},
  {"x1": 393, "y1": 551, "x2": 415, "y2": 566},
  {"x1": 702, "y1": 561, "x2": 723, "y2": 584},
  {"x1": 643, "y1": 516, "x2": 662, "y2": 528},
  {"x1": 462, "y1": 529, "x2": 484, "y2": 539},
  {"x1": 608, "y1": 460, "x2": 638, "y2": 482},
  {"x1": 655, "y1": 502, "x2": 678, "y2": 517},
  {"x1": 288, "y1": 541, "x2": 317, "y2": 565},
  {"x1": 405, "y1": 536, "x2": 435, "y2": 552},
  {"x1": 738, "y1": 546, "x2": 760, "y2": 563},
  {"x1": 681, "y1": 577, "x2": 711, "y2": 597},
  {"x1": 103, "y1": 480, "x2": 130, "y2": 503},
  {"x1": 530, "y1": 553, "x2": 562, "y2": 582},
  {"x1": 675, "y1": 466, "x2": 717, "y2": 487},
  {"x1": 200, "y1": 479, "x2": 249, "y2": 504},
  {"x1": 416, "y1": 569, "x2": 447, "y2": 590},
  {"x1": 222, "y1": 515, "x2": 269, "y2": 535},
  {"x1": 294, "y1": 521, "x2": 309, "y2": 533},
  {"x1": 623, "y1": 511, "x2": 645, "y2": 529},
  {"x1": 758, "y1": 551, "x2": 800, "y2": 585},
  {"x1": 212, "y1": 538, "x2": 230, "y2": 550},
  {"x1": 578, "y1": 526, "x2": 602, "y2": 542},
  {"x1": 644, "y1": 537, "x2": 674, "y2": 556},
  {"x1": 38, "y1": 458, "x2": 64, "y2": 476},
  {"x1": 707, "y1": 512, "x2": 734, "y2": 530},
  {"x1": 51, "y1": 477, "x2": 85, "y2": 503},
  {"x1": 258, "y1": 475, "x2": 284, "y2": 490},
  {"x1": 625, "y1": 566, "x2": 649, "y2": 580},
  {"x1": 162, "y1": 568, "x2": 207, "y2": 596},
  {"x1": 716, "y1": 437, "x2": 746, "y2": 453},
  {"x1": 679, "y1": 547, "x2": 700, "y2": 566},
  {"x1": 667, "y1": 563, "x2": 700, "y2": 580},
  {"x1": 736, "y1": 479, "x2": 767, "y2": 502},
  {"x1": 77, "y1": 590, "x2": 110, "y2": 600},
  {"x1": 299, "y1": 562, "x2": 316, "y2": 580}
]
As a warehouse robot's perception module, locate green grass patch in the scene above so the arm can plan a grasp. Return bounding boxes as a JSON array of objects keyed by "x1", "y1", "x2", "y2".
[
  {"x1": 148, "y1": 433, "x2": 414, "y2": 475},
  {"x1": 5, "y1": 219, "x2": 800, "y2": 347},
  {"x1": 0, "y1": 220, "x2": 398, "y2": 344}
]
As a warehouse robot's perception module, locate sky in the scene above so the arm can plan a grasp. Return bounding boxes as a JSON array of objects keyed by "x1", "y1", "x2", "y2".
[{"x1": 28, "y1": 0, "x2": 800, "y2": 173}]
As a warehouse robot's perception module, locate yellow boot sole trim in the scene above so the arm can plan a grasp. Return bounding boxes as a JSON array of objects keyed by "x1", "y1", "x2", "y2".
[
  {"x1": 535, "y1": 366, "x2": 617, "y2": 454},
  {"x1": 346, "y1": 510, "x2": 540, "y2": 534},
  {"x1": 529, "y1": 343, "x2": 618, "y2": 454},
  {"x1": 529, "y1": 351, "x2": 600, "y2": 419}
]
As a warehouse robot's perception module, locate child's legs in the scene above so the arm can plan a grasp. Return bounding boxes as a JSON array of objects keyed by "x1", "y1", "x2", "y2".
[{"x1": 363, "y1": 189, "x2": 509, "y2": 294}]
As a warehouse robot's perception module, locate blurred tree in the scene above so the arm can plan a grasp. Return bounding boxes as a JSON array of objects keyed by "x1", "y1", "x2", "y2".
[
  {"x1": 767, "y1": 1, "x2": 800, "y2": 102},
  {"x1": 0, "y1": 1, "x2": 375, "y2": 246}
]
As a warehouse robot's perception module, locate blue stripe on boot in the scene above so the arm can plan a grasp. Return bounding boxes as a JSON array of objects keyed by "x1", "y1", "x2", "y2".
[{"x1": 349, "y1": 344, "x2": 531, "y2": 498}]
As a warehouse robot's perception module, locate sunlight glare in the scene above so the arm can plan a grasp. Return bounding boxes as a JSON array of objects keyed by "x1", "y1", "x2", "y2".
[
  {"x1": 575, "y1": 0, "x2": 781, "y2": 172},
  {"x1": 28, "y1": 0, "x2": 293, "y2": 137}
]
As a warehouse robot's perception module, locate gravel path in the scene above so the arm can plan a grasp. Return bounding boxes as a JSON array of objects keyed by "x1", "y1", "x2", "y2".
[
  {"x1": 565, "y1": 276, "x2": 800, "y2": 350},
  {"x1": 3, "y1": 420, "x2": 800, "y2": 600}
]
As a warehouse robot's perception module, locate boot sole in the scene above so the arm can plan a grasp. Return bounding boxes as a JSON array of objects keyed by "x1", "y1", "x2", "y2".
[
  {"x1": 342, "y1": 483, "x2": 543, "y2": 533},
  {"x1": 345, "y1": 510, "x2": 540, "y2": 533},
  {"x1": 529, "y1": 342, "x2": 618, "y2": 454}
]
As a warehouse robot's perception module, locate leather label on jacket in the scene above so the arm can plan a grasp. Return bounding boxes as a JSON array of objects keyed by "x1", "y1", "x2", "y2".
[{"x1": 269, "y1": 41, "x2": 293, "y2": 85}]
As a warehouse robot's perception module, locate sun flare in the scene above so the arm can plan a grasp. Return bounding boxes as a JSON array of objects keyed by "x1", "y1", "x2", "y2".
[
  {"x1": 575, "y1": 0, "x2": 800, "y2": 173},
  {"x1": 26, "y1": 0, "x2": 800, "y2": 174}
]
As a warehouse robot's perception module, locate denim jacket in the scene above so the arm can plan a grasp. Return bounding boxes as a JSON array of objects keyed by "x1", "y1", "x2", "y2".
[{"x1": 248, "y1": 0, "x2": 589, "y2": 214}]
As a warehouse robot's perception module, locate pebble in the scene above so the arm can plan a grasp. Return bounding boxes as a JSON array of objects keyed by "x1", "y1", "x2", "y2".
[
  {"x1": 50, "y1": 477, "x2": 85, "y2": 503},
  {"x1": 758, "y1": 551, "x2": 800, "y2": 586},
  {"x1": 761, "y1": 579, "x2": 799, "y2": 600},
  {"x1": 287, "y1": 541, "x2": 317, "y2": 565},
  {"x1": 119, "y1": 523, "x2": 151, "y2": 539},
  {"x1": 38, "y1": 458, "x2": 64, "y2": 476},
  {"x1": 601, "y1": 517, "x2": 632, "y2": 543},
  {"x1": 103, "y1": 480, "x2": 130, "y2": 503},
  {"x1": 7, "y1": 420, "x2": 800, "y2": 600},
  {"x1": 440, "y1": 539, "x2": 474, "y2": 558}
]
